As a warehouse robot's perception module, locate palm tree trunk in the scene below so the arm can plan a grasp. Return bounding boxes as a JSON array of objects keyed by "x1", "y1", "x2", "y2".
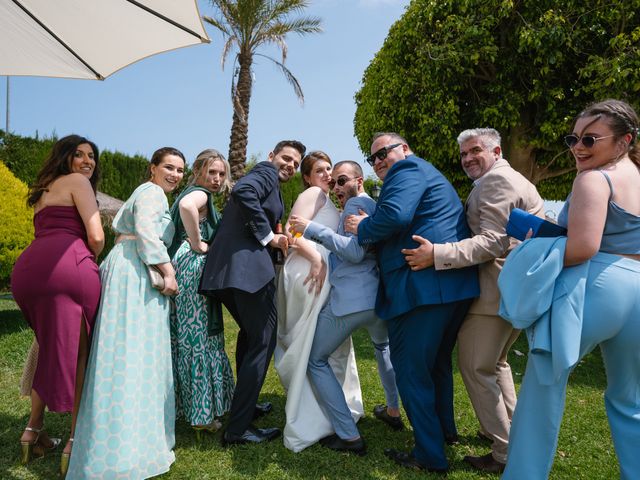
[{"x1": 228, "y1": 52, "x2": 253, "y2": 179}]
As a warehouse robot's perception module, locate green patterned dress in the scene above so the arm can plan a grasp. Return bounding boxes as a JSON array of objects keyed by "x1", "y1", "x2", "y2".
[{"x1": 169, "y1": 186, "x2": 234, "y2": 425}]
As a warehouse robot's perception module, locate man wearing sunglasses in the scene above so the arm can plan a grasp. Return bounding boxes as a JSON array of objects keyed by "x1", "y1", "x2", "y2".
[
  {"x1": 344, "y1": 132, "x2": 480, "y2": 473},
  {"x1": 288, "y1": 161, "x2": 402, "y2": 455},
  {"x1": 401, "y1": 128, "x2": 544, "y2": 473}
]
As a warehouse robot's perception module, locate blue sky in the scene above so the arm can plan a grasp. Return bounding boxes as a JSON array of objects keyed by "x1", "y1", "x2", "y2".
[{"x1": 1, "y1": 0, "x2": 410, "y2": 177}]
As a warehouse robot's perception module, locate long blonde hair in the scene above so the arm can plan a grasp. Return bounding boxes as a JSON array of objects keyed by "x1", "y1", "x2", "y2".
[{"x1": 188, "y1": 149, "x2": 233, "y2": 196}]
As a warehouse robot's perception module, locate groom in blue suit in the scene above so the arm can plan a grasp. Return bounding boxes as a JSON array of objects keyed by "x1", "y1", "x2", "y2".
[
  {"x1": 289, "y1": 161, "x2": 401, "y2": 456},
  {"x1": 345, "y1": 132, "x2": 479, "y2": 472}
]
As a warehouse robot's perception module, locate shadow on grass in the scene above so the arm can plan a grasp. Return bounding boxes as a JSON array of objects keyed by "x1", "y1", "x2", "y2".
[
  {"x1": 506, "y1": 335, "x2": 607, "y2": 390},
  {"x1": 0, "y1": 300, "x2": 29, "y2": 338},
  {"x1": 0, "y1": 409, "x2": 74, "y2": 480}
]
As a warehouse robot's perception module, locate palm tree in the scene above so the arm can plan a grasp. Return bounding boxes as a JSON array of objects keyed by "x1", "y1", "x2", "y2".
[{"x1": 204, "y1": 0, "x2": 322, "y2": 179}]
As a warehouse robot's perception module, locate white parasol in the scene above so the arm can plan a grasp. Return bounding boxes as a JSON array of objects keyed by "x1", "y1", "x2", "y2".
[{"x1": 0, "y1": 0, "x2": 210, "y2": 80}]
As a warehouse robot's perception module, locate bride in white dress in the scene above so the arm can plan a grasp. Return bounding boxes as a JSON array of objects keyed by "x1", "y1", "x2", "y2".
[{"x1": 275, "y1": 151, "x2": 363, "y2": 452}]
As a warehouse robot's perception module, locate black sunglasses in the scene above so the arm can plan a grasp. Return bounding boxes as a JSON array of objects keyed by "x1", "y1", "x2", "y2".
[
  {"x1": 329, "y1": 176, "x2": 359, "y2": 188},
  {"x1": 366, "y1": 143, "x2": 401, "y2": 166},
  {"x1": 564, "y1": 134, "x2": 615, "y2": 149}
]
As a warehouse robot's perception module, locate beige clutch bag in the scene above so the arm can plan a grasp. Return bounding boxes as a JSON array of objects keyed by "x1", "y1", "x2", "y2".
[{"x1": 147, "y1": 265, "x2": 165, "y2": 290}]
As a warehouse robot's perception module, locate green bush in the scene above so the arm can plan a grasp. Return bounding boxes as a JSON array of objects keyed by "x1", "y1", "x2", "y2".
[
  {"x1": 100, "y1": 150, "x2": 149, "y2": 200},
  {"x1": 0, "y1": 131, "x2": 151, "y2": 201},
  {"x1": 0, "y1": 161, "x2": 34, "y2": 288},
  {"x1": 0, "y1": 132, "x2": 55, "y2": 186}
]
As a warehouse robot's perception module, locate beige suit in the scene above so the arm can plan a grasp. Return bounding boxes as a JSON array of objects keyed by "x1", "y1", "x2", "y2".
[{"x1": 434, "y1": 158, "x2": 544, "y2": 463}]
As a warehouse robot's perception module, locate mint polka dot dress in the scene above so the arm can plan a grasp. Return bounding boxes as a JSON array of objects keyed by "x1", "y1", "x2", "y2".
[{"x1": 68, "y1": 183, "x2": 176, "y2": 479}]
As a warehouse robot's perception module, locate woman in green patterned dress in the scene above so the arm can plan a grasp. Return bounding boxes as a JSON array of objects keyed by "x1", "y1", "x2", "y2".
[{"x1": 169, "y1": 149, "x2": 235, "y2": 439}]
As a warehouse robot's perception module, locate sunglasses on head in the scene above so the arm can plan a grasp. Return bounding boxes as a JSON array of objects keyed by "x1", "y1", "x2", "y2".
[
  {"x1": 564, "y1": 134, "x2": 615, "y2": 149},
  {"x1": 366, "y1": 143, "x2": 401, "y2": 166},
  {"x1": 329, "y1": 176, "x2": 359, "y2": 189}
]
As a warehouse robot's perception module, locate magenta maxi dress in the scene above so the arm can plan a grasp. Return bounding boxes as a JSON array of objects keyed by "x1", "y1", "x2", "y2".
[{"x1": 11, "y1": 205, "x2": 101, "y2": 412}]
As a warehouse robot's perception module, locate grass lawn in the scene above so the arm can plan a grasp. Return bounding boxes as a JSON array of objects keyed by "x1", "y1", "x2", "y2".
[{"x1": 0, "y1": 297, "x2": 618, "y2": 479}]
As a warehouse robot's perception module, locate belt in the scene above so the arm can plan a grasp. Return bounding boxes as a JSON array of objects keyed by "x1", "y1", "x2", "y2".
[{"x1": 115, "y1": 234, "x2": 137, "y2": 244}]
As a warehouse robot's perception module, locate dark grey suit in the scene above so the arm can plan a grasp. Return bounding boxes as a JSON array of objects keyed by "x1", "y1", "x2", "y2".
[{"x1": 200, "y1": 161, "x2": 283, "y2": 434}]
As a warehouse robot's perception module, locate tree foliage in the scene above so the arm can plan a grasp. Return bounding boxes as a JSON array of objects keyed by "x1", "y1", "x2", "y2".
[
  {"x1": 0, "y1": 161, "x2": 34, "y2": 287},
  {"x1": 354, "y1": 0, "x2": 640, "y2": 199},
  {"x1": 204, "y1": 0, "x2": 322, "y2": 179}
]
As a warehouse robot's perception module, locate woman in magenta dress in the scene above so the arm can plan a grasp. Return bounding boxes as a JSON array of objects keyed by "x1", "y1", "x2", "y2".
[{"x1": 11, "y1": 135, "x2": 104, "y2": 470}]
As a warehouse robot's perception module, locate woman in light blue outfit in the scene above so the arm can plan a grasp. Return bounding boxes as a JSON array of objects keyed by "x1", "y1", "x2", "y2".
[
  {"x1": 502, "y1": 99, "x2": 640, "y2": 479},
  {"x1": 67, "y1": 148, "x2": 185, "y2": 479}
]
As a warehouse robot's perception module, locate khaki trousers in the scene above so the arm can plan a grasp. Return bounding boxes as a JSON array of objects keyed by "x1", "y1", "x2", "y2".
[{"x1": 457, "y1": 313, "x2": 520, "y2": 463}]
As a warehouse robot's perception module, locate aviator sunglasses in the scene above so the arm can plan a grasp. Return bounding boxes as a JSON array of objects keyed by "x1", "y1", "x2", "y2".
[
  {"x1": 329, "y1": 176, "x2": 360, "y2": 189},
  {"x1": 564, "y1": 134, "x2": 615, "y2": 149},
  {"x1": 366, "y1": 143, "x2": 401, "y2": 166}
]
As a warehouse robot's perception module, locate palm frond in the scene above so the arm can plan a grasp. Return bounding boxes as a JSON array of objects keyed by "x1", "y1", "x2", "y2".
[
  {"x1": 255, "y1": 53, "x2": 304, "y2": 105},
  {"x1": 261, "y1": 35, "x2": 288, "y2": 63},
  {"x1": 269, "y1": 0, "x2": 312, "y2": 20},
  {"x1": 256, "y1": 17, "x2": 322, "y2": 45},
  {"x1": 202, "y1": 15, "x2": 231, "y2": 36},
  {"x1": 221, "y1": 35, "x2": 238, "y2": 70}
]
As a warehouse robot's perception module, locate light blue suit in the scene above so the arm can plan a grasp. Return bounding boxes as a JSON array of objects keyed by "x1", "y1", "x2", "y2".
[
  {"x1": 499, "y1": 238, "x2": 640, "y2": 479},
  {"x1": 304, "y1": 193, "x2": 399, "y2": 439}
]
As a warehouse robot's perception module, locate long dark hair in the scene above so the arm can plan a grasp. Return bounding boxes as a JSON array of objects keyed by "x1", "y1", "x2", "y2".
[
  {"x1": 27, "y1": 135, "x2": 100, "y2": 206},
  {"x1": 573, "y1": 99, "x2": 640, "y2": 166}
]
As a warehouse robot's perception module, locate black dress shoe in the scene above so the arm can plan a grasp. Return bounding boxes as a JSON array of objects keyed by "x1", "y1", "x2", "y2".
[
  {"x1": 384, "y1": 449, "x2": 448, "y2": 474},
  {"x1": 444, "y1": 433, "x2": 460, "y2": 445},
  {"x1": 464, "y1": 453, "x2": 505, "y2": 473},
  {"x1": 253, "y1": 401, "x2": 273, "y2": 419},
  {"x1": 221, "y1": 426, "x2": 281, "y2": 446},
  {"x1": 373, "y1": 404, "x2": 404, "y2": 431},
  {"x1": 319, "y1": 434, "x2": 366, "y2": 456}
]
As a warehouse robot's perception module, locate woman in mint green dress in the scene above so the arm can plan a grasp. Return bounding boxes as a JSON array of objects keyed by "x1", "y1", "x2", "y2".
[
  {"x1": 67, "y1": 148, "x2": 185, "y2": 479},
  {"x1": 168, "y1": 149, "x2": 235, "y2": 439}
]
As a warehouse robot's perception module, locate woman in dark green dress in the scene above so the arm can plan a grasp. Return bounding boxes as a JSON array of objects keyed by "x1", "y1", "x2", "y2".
[{"x1": 169, "y1": 149, "x2": 235, "y2": 439}]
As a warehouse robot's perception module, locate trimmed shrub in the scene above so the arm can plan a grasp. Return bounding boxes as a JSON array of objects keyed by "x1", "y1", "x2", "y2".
[
  {"x1": 0, "y1": 132, "x2": 55, "y2": 186},
  {"x1": 0, "y1": 161, "x2": 34, "y2": 288},
  {"x1": 100, "y1": 150, "x2": 149, "y2": 200}
]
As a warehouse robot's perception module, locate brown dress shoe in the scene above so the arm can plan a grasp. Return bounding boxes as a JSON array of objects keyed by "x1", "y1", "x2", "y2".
[{"x1": 464, "y1": 452, "x2": 506, "y2": 473}]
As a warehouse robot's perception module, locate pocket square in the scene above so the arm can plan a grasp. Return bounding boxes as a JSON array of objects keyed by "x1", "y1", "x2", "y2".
[{"x1": 506, "y1": 208, "x2": 567, "y2": 241}]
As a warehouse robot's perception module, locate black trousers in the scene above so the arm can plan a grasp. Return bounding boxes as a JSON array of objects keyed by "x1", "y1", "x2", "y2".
[{"x1": 214, "y1": 282, "x2": 277, "y2": 434}]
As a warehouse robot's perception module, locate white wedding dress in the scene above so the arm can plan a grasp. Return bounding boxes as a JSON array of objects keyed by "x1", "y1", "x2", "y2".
[{"x1": 275, "y1": 196, "x2": 364, "y2": 452}]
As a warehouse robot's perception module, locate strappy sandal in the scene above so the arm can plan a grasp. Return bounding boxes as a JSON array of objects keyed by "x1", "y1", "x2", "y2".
[
  {"x1": 60, "y1": 437, "x2": 73, "y2": 477},
  {"x1": 192, "y1": 420, "x2": 223, "y2": 442},
  {"x1": 20, "y1": 426, "x2": 61, "y2": 464}
]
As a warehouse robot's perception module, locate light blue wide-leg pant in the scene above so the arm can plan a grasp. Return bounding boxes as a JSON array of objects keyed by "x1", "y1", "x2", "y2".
[
  {"x1": 307, "y1": 302, "x2": 399, "y2": 439},
  {"x1": 503, "y1": 255, "x2": 640, "y2": 480}
]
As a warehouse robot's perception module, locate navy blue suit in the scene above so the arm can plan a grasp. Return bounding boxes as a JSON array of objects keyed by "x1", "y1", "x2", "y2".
[
  {"x1": 358, "y1": 155, "x2": 479, "y2": 469},
  {"x1": 200, "y1": 161, "x2": 283, "y2": 434}
]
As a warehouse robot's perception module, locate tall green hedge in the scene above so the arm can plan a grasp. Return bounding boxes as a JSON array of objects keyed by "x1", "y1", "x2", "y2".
[
  {"x1": 0, "y1": 131, "x2": 149, "y2": 201},
  {"x1": 0, "y1": 161, "x2": 34, "y2": 288}
]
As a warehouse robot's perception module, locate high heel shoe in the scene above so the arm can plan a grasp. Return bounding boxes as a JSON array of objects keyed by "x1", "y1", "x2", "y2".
[
  {"x1": 60, "y1": 437, "x2": 73, "y2": 478},
  {"x1": 193, "y1": 420, "x2": 222, "y2": 442},
  {"x1": 20, "y1": 426, "x2": 61, "y2": 464}
]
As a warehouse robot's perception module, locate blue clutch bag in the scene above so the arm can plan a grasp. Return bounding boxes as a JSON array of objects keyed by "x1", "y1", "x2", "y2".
[{"x1": 506, "y1": 208, "x2": 567, "y2": 241}]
